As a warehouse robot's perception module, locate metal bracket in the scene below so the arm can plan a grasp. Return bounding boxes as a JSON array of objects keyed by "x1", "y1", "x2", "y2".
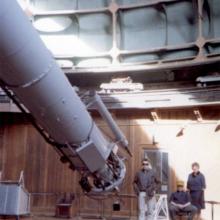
[{"x1": 19, "y1": 170, "x2": 24, "y2": 187}]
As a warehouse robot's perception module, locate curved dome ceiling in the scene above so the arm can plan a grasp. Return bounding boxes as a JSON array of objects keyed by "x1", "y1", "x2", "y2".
[
  {"x1": 29, "y1": 0, "x2": 220, "y2": 73},
  {"x1": 33, "y1": 16, "x2": 73, "y2": 32}
]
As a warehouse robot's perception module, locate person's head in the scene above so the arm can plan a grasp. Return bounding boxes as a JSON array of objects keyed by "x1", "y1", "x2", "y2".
[
  {"x1": 176, "y1": 180, "x2": 184, "y2": 191},
  {"x1": 192, "y1": 162, "x2": 200, "y2": 174},
  {"x1": 141, "y1": 158, "x2": 151, "y2": 170}
]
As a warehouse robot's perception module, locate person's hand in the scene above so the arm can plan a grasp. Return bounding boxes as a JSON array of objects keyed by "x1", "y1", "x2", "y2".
[
  {"x1": 171, "y1": 202, "x2": 183, "y2": 208},
  {"x1": 177, "y1": 204, "x2": 184, "y2": 209},
  {"x1": 180, "y1": 202, "x2": 190, "y2": 209}
]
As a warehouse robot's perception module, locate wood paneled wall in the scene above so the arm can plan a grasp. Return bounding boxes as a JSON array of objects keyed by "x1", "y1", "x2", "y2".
[{"x1": 1, "y1": 106, "x2": 220, "y2": 219}]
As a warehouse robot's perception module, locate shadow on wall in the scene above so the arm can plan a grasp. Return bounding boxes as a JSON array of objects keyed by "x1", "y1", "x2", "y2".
[{"x1": 97, "y1": 108, "x2": 220, "y2": 219}]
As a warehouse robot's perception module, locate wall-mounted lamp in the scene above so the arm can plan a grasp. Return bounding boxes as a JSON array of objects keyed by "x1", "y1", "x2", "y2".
[
  {"x1": 152, "y1": 134, "x2": 160, "y2": 144},
  {"x1": 215, "y1": 121, "x2": 220, "y2": 132},
  {"x1": 176, "y1": 122, "x2": 189, "y2": 137},
  {"x1": 176, "y1": 127, "x2": 185, "y2": 137},
  {"x1": 193, "y1": 110, "x2": 203, "y2": 122},
  {"x1": 151, "y1": 111, "x2": 159, "y2": 122}
]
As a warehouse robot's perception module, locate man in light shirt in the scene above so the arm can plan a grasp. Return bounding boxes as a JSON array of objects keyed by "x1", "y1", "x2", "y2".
[{"x1": 133, "y1": 158, "x2": 160, "y2": 220}]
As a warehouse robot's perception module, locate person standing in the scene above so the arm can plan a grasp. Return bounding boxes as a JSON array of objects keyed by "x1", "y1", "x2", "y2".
[
  {"x1": 187, "y1": 162, "x2": 206, "y2": 218},
  {"x1": 133, "y1": 158, "x2": 160, "y2": 220},
  {"x1": 169, "y1": 180, "x2": 197, "y2": 220}
]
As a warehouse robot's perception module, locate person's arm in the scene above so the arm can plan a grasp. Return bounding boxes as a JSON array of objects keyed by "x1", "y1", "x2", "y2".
[
  {"x1": 155, "y1": 175, "x2": 161, "y2": 184},
  {"x1": 153, "y1": 170, "x2": 161, "y2": 191},
  {"x1": 169, "y1": 193, "x2": 182, "y2": 208},
  {"x1": 171, "y1": 191, "x2": 191, "y2": 208},
  {"x1": 133, "y1": 172, "x2": 140, "y2": 195},
  {"x1": 201, "y1": 173, "x2": 206, "y2": 190},
  {"x1": 170, "y1": 201, "x2": 183, "y2": 208},
  {"x1": 186, "y1": 174, "x2": 191, "y2": 191},
  {"x1": 179, "y1": 191, "x2": 192, "y2": 208},
  {"x1": 180, "y1": 202, "x2": 191, "y2": 208},
  {"x1": 170, "y1": 200, "x2": 186, "y2": 208},
  {"x1": 146, "y1": 170, "x2": 160, "y2": 197}
]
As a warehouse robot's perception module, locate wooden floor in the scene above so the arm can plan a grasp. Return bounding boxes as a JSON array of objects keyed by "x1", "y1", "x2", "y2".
[
  {"x1": 0, "y1": 213, "x2": 137, "y2": 220},
  {"x1": 0, "y1": 217, "x2": 136, "y2": 220},
  {"x1": 0, "y1": 212, "x2": 199, "y2": 220}
]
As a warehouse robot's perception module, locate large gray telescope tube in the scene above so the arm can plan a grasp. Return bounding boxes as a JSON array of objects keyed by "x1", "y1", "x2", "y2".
[{"x1": 0, "y1": 0, "x2": 126, "y2": 193}]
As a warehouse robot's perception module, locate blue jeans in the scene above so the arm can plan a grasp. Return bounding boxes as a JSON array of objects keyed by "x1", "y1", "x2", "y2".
[{"x1": 138, "y1": 192, "x2": 156, "y2": 220}]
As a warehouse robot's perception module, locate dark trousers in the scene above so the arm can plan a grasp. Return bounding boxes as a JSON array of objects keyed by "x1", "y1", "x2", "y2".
[
  {"x1": 169, "y1": 203, "x2": 197, "y2": 220},
  {"x1": 190, "y1": 190, "x2": 205, "y2": 210}
]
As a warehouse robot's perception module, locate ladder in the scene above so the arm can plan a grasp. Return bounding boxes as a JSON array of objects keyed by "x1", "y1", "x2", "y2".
[{"x1": 152, "y1": 194, "x2": 169, "y2": 220}]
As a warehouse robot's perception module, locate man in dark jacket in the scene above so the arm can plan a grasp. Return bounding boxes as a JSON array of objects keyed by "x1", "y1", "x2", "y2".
[
  {"x1": 169, "y1": 181, "x2": 197, "y2": 220},
  {"x1": 133, "y1": 158, "x2": 160, "y2": 220}
]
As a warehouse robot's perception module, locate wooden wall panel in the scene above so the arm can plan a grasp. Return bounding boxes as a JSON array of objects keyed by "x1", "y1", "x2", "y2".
[
  {"x1": 0, "y1": 125, "x2": 4, "y2": 173},
  {"x1": 1, "y1": 107, "x2": 220, "y2": 219},
  {"x1": 0, "y1": 113, "x2": 78, "y2": 208}
]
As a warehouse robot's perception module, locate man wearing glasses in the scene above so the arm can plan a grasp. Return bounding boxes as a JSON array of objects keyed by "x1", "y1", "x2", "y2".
[{"x1": 133, "y1": 158, "x2": 160, "y2": 220}]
